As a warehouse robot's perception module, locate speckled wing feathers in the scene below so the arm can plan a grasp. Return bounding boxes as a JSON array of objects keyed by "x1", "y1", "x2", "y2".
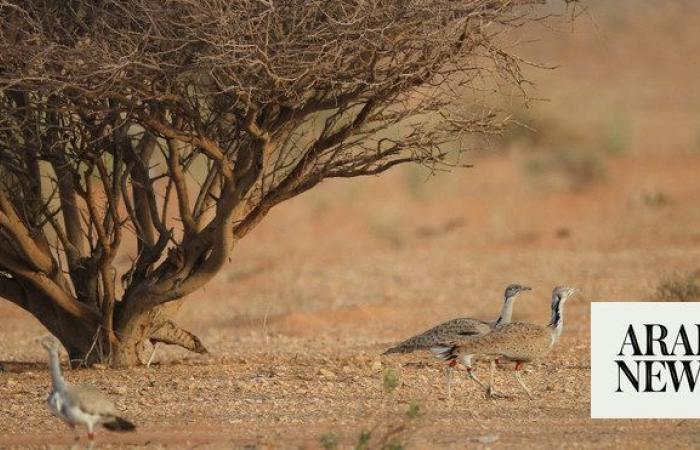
[
  {"x1": 453, "y1": 322, "x2": 553, "y2": 362},
  {"x1": 384, "y1": 318, "x2": 492, "y2": 355}
]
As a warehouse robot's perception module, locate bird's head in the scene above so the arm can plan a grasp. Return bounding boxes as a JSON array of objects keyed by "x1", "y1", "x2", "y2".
[
  {"x1": 39, "y1": 336, "x2": 61, "y2": 353},
  {"x1": 504, "y1": 283, "x2": 532, "y2": 301},
  {"x1": 552, "y1": 286, "x2": 578, "y2": 306}
]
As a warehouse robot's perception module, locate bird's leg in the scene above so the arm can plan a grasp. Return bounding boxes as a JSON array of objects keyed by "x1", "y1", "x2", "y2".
[
  {"x1": 487, "y1": 360, "x2": 510, "y2": 399},
  {"x1": 87, "y1": 422, "x2": 95, "y2": 441},
  {"x1": 444, "y1": 360, "x2": 455, "y2": 399},
  {"x1": 486, "y1": 360, "x2": 497, "y2": 398},
  {"x1": 466, "y1": 367, "x2": 487, "y2": 390},
  {"x1": 69, "y1": 424, "x2": 79, "y2": 442},
  {"x1": 513, "y1": 362, "x2": 533, "y2": 398},
  {"x1": 462, "y1": 355, "x2": 487, "y2": 390}
]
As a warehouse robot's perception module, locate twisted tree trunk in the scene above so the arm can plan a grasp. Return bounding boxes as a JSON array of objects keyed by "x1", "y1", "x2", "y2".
[
  {"x1": 1, "y1": 275, "x2": 206, "y2": 367},
  {"x1": 111, "y1": 299, "x2": 207, "y2": 368}
]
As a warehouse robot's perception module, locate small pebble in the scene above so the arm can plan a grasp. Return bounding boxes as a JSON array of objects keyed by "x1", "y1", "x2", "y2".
[
  {"x1": 476, "y1": 434, "x2": 500, "y2": 444},
  {"x1": 110, "y1": 386, "x2": 127, "y2": 395},
  {"x1": 318, "y1": 368, "x2": 336, "y2": 378}
]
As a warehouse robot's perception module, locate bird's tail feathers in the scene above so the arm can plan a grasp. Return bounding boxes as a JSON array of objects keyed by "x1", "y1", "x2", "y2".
[
  {"x1": 383, "y1": 342, "x2": 419, "y2": 355},
  {"x1": 104, "y1": 416, "x2": 136, "y2": 432},
  {"x1": 382, "y1": 346, "x2": 403, "y2": 355}
]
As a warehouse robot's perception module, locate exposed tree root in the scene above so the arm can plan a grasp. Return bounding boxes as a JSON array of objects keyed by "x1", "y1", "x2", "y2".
[{"x1": 150, "y1": 320, "x2": 208, "y2": 354}]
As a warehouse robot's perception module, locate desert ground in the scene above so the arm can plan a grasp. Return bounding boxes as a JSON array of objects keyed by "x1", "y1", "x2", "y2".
[{"x1": 2, "y1": 1, "x2": 700, "y2": 448}]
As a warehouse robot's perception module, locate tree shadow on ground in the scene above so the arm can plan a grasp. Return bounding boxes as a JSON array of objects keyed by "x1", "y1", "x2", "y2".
[{"x1": 0, "y1": 360, "x2": 45, "y2": 373}]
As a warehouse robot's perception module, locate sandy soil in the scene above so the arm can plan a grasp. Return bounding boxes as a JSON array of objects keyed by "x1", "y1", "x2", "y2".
[{"x1": 2, "y1": 1, "x2": 700, "y2": 448}]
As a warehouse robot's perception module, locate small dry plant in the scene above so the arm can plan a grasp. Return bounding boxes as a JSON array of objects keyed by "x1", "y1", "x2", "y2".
[
  {"x1": 655, "y1": 272, "x2": 700, "y2": 302},
  {"x1": 319, "y1": 400, "x2": 422, "y2": 450}
]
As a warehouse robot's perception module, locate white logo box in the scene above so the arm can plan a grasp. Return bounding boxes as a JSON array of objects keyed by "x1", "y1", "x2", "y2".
[{"x1": 591, "y1": 302, "x2": 700, "y2": 419}]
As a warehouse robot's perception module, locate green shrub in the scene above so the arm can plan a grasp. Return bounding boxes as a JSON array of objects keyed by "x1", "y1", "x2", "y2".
[
  {"x1": 406, "y1": 401, "x2": 422, "y2": 419},
  {"x1": 355, "y1": 430, "x2": 372, "y2": 450},
  {"x1": 382, "y1": 368, "x2": 400, "y2": 393},
  {"x1": 320, "y1": 432, "x2": 338, "y2": 450}
]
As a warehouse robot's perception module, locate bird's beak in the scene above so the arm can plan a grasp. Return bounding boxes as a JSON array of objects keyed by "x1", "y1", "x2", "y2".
[{"x1": 523, "y1": 286, "x2": 532, "y2": 291}]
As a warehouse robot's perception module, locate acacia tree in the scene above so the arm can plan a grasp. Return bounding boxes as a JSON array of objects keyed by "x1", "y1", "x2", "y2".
[{"x1": 0, "y1": 0, "x2": 550, "y2": 367}]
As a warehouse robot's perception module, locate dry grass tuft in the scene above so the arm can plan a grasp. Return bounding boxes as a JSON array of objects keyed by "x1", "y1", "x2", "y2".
[
  {"x1": 523, "y1": 147, "x2": 607, "y2": 191},
  {"x1": 655, "y1": 272, "x2": 700, "y2": 301}
]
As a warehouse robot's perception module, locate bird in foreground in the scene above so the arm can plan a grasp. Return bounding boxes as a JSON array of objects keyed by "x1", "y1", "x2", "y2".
[
  {"x1": 40, "y1": 336, "x2": 136, "y2": 441},
  {"x1": 383, "y1": 283, "x2": 532, "y2": 397},
  {"x1": 444, "y1": 286, "x2": 578, "y2": 399}
]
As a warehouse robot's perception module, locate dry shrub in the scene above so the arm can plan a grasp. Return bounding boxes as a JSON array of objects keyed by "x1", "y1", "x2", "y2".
[
  {"x1": 655, "y1": 272, "x2": 700, "y2": 301},
  {"x1": 523, "y1": 147, "x2": 607, "y2": 191},
  {"x1": 503, "y1": 110, "x2": 633, "y2": 191},
  {"x1": 0, "y1": 0, "x2": 559, "y2": 365}
]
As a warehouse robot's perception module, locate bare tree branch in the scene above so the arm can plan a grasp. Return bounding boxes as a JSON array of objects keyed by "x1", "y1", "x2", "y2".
[{"x1": 0, "y1": 0, "x2": 559, "y2": 366}]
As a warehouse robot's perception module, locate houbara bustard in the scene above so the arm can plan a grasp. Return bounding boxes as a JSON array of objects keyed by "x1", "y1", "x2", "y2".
[
  {"x1": 440, "y1": 286, "x2": 578, "y2": 398},
  {"x1": 383, "y1": 283, "x2": 532, "y2": 396},
  {"x1": 40, "y1": 336, "x2": 136, "y2": 441}
]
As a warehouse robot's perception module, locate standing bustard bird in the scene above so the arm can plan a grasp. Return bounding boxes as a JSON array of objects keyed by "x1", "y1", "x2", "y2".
[
  {"x1": 446, "y1": 286, "x2": 577, "y2": 398},
  {"x1": 383, "y1": 283, "x2": 532, "y2": 396},
  {"x1": 40, "y1": 337, "x2": 136, "y2": 441}
]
